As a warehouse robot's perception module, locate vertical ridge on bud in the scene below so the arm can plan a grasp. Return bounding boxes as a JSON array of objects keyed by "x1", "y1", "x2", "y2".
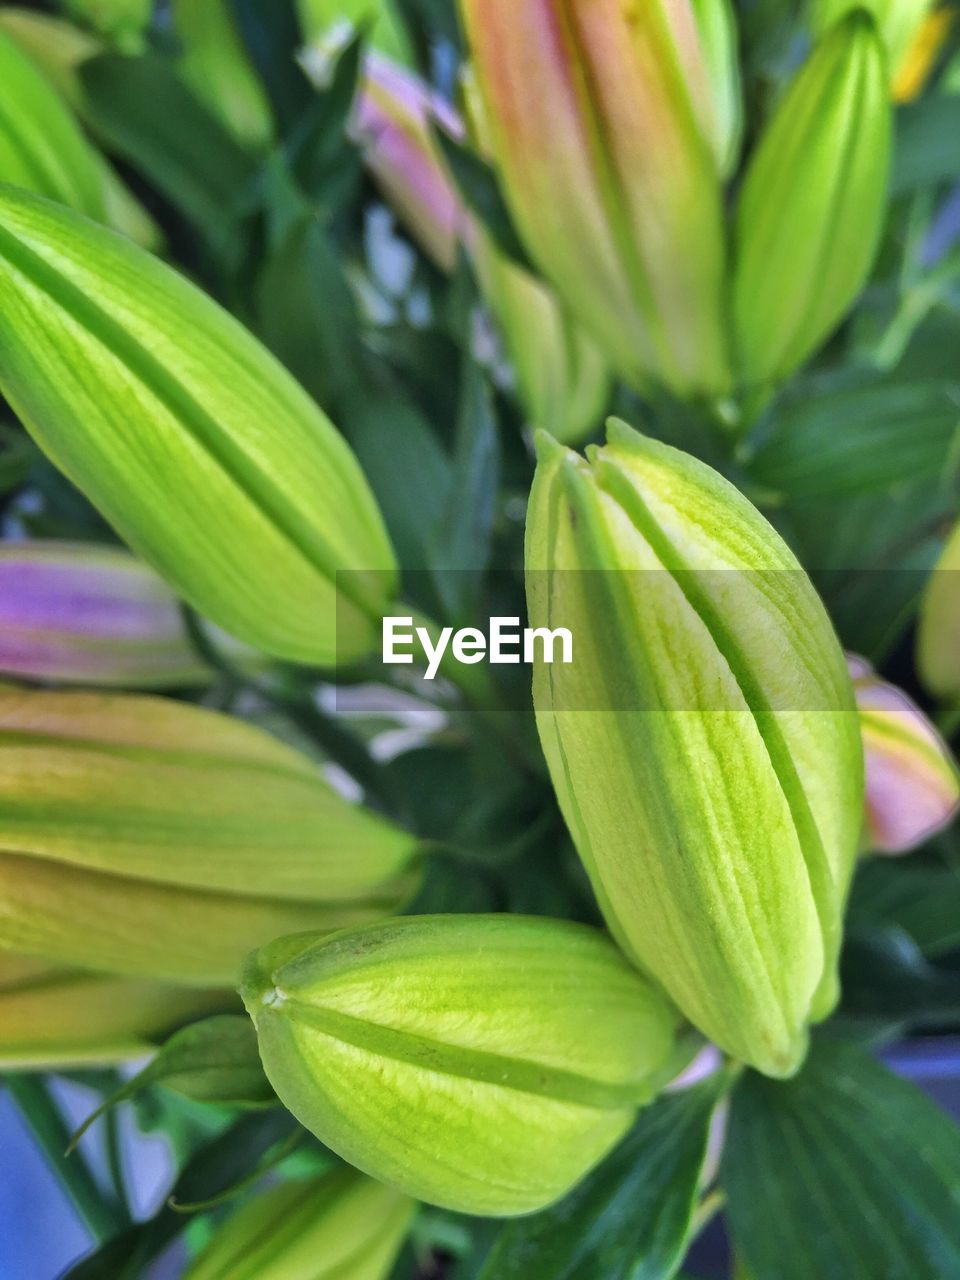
[
  {"x1": 0, "y1": 186, "x2": 397, "y2": 665},
  {"x1": 459, "y1": 0, "x2": 730, "y2": 399},
  {"x1": 526, "y1": 421, "x2": 863, "y2": 1077},
  {"x1": 733, "y1": 12, "x2": 891, "y2": 395},
  {"x1": 849, "y1": 655, "x2": 959, "y2": 854}
]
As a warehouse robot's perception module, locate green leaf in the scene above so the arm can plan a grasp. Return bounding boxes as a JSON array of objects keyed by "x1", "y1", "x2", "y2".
[
  {"x1": 63, "y1": 1109, "x2": 300, "y2": 1279},
  {"x1": 230, "y1": 0, "x2": 314, "y2": 136},
  {"x1": 435, "y1": 130, "x2": 533, "y2": 272},
  {"x1": 893, "y1": 97, "x2": 960, "y2": 194},
  {"x1": 750, "y1": 379, "x2": 960, "y2": 499},
  {"x1": 78, "y1": 52, "x2": 258, "y2": 268},
  {"x1": 838, "y1": 926, "x2": 960, "y2": 1029},
  {"x1": 70, "y1": 1016, "x2": 274, "y2": 1150},
  {"x1": 722, "y1": 1038, "x2": 960, "y2": 1280},
  {"x1": 476, "y1": 1079, "x2": 721, "y2": 1280},
  {"x1": 848, "y1": 858, "x2": 960, "y2": 958},
  {"x1": 0, "y1": 424, "x2": 35, "y2": 496}
]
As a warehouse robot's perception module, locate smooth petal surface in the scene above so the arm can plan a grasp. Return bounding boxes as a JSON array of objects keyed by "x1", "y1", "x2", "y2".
[
  {"x1": 183, "y1": 1170, "x2": 415, "y2": 1280},
  {"x1": 733, "y1": 13, "x2": 890, "y2": 392},
  {"x1": 850, "y1": 656, "x2": 959, "y2": 853},
  {"x1": 0, "y1": 186, "x2": 397, "y2": 665},
  {"x1": 242, "y1": 915, "x2": 679, "y2": 1215},
  {"x1": 459, "y1": 0, "x2": 730, "y2": 398},
  {"x1": 0, "y1": 29, "x2": 105, "y2": 218},
  {"x1": 0, "y1": 951, "x2": 230, "y2": 1068},
  {"x1": 918, "y1": 520, "x2": 960, "y2": 700},
  {"x1": 0, "y1": 540, "x2": 252, "y2": 687},
  {"x1": 526, "y1": 422, "x2": 863, "y2": 1077},
  {"x1": 0, "y1": 685, "x2": 418, "y2": 902}
]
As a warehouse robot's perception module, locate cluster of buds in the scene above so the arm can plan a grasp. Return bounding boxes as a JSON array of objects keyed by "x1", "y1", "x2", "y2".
[{"x1": 0, "y1": 685, "x2": 420, "y2": 986}]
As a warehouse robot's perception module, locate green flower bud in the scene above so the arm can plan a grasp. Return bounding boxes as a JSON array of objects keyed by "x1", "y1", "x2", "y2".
[
  {"x1": 918, "y1": 519, "x2": 960, "y2": 700},
  {"x1": 733, "y1": 13, "x2": 890, "y2": 397},
  {"x1": 241, "y1": 915, "x2": 680, "y2": 1216},
  {"x1": 812, "y1": 0, "x2": 933, "y2": 79},
  {"x1": 690, "y1": 0, "x2": 744, "y2": 176},
  {"x1": 0, "y1": 951, "x2": 229, "y2": 1069},
  {"x1": 0, "y1": 186, "x2": 398, "y2": 665},
  {"x1": 0, "y1": 686, "x2": 420, "y2": 984},
  {"x1": 183, "y1": 1169, "x2": 415, "y2": 1280},
  {"x1": 0, "y1": 28, "x2": 105, "y2": 219},
  {"x1": 173, "y1": 0, "x2": 273, "y2": 149},
  {"x1": 525, "y1": 421, "x2": 863, "y2": 1078}
]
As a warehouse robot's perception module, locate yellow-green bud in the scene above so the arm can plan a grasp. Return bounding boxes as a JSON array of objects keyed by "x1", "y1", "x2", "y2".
[
  {"x1": 56, "y1": 0, "x2": 152, "y2": 53},
  {"x1": 0, "y1": 951, "x2": 229, "y2": 1069},
  {"x1": 918, "y1": 520, "x2": 960, "y2": 701},
  {"x1": 0, "y1": 8, "x2": 101, "y2": 110},
  {"x1": 0, "y1": 28, "x2": 105, "y2": 220},
  {"x1": 733, "y1": 13, "x2": 890, "y2": 397},
  {"x1": 525, "y1": 421, "x2": 863, "y2": 1078},
  {"x1": 690, "y1": 0, "x2": 744, "y2": 176},
  {"x1": 183, "y1": 1169, "x2": 415, "y2": 1280},
  {"x1": 0, "y1": 186, "x2": 398, "y2": 665},
  {"x1": 0, "y1": 686, "x2": 420, "y2": 984},
  {"x1": 241, "y1": 915, "x2": 680, "y2": 1216},
  {"x1": 812, "y1": 0, "x2": 934, "y2": 81},
  {"x1": 172, "y1": 0, "x2": 273, "y2": 150}
]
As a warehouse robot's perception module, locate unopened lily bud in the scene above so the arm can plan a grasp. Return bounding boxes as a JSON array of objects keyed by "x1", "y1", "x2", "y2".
[
  {"x1": 459, "y1": 0, "x2": 730, "y2": 399},
  {"x1": 848, "y1": 655, "x2": 959, "y2": 854},
  {"x1": 0, "y1": 29, "x2": 105, "y2": 219},
  {"x1": 173, "y1": 0, "x2": 273, "y2": 149},
  {"x1": 813, "y1": 0, "x2": 933, "y2": 86},
  {"x1": 0, "y1": 540, "x2": 256, "y2": 688},
  {"x1": 0, "y1": 187, "x2": 397, "y2": 666},
  {"x1": 57, "y1": 0, "x2": 151, "y2": 53},
  {"x1": 241, "y1": 915, "x2": 679, "y2": 1215},
  {"x1": 184, "y1": 1169, "x2": 415, "y2": 1280},
  {"x1": 733, "y1": 13, "x2": 890, "y2": 396},
  {"x1": 526, "y1": 421, "x2": 863, "y2": 1078},
  {"x1": 690, "y1": 0, "x2": 744, "y2": 175},
  {"x1": 0, "y1": 951, "x2": 229, "y2": 1068},
  {"x1": 918, "y1": 520, "x2": 960, "y2": 700},
  {"x1": 0, "y1": 686, "x2": 420, "y2": 984}
]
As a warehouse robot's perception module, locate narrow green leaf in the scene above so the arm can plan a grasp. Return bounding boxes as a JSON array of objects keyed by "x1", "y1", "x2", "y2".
[
  {"x1": 722, "y1": 1038, "x2": 960, "y2": 1280},
  {"x1": 70, "y1": 1015, "x2": 274, "y2": 1151},
  {"x1": 839, "y1": 926, "x2": 960, "y2": 1027},
  {"x1": 477, "y1": 1079, "x2": 721, "y2": 1280},
  {"x1": 848, "y1": 858, "x2": 960, "y2": 957},
  {"x1": 435, "y1": 130, "x2": 532, "y2": 272}
]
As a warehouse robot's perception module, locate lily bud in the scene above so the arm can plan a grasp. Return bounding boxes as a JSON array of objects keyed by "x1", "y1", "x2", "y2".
[
  {"x1": 173, "y1": 0, "x2": 273, "y2": 149},
  {"x1": 525, "y1": 421, "x2": 863, "y2": 1078},
  {"x1": 733, "y1": 13, "x2": 890, "y2": 396},
  {"x1": 812, "y1": 0, "x2": 933, "y2": 85},
  {"x1": 849, "y1": 656, "x2": 959, "y2": 854},
  {"x1": 0, "y1": 8, "x2": 101, "y2": 109},
  {"x1": 0, "y1": 951, "x2": 229, "y2": 1068},
  {"x1": 0, "y1": 186, "x2": 397, "y2": 666},
  {"x1": 0, "y1": 540, "x2": 256, "y2": 688},
  {"x1": 184, "y1": 1169, "x2": 415, "y2": 1280},
  {"x1": 0, "y1": 29, "x2": 105, "y2": 220},
  {"x1": 0, "y1": 686, "x2": 420, "y2": 984},
  {"x1": 459, "y1": 0, "x2": 730, "y2": 399},
  {"x1": 241, "y1": 915, "x2": 680, "y2": 1215},
  {"x1": 918, "y1": 520, "x2": 960, "y2": 700},
  {"x1": 689, "y1": 0, "x2": 743, "y2": 175}
]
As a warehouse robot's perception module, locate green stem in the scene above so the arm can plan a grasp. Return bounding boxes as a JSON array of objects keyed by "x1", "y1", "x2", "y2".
[{"x1": 5, "y1": 1075, "x2": 128, "y2": 1242}]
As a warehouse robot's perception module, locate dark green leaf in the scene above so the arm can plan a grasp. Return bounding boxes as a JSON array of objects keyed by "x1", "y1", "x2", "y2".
[
  {"x1": 0, "y1": 425, "x2": 35, "y2": 496},
  {"x1": 79, "y1": 54, "x2": 258, "y2": 268},
  {"x1": 894, "y1": 97, "x2": 960, "y2": 194},
  {"x1": 229, "y1": 0, "x2": 313, "y2": 135},
  {"x1": 848, "y1": 858, "x2": 960, "y2": 958},
  {"x1": 63, "y1": 1109, "x2": 299, "y2": 1279},
  {"x1": 839, "y1": 926, "x2": 960, "y2": 1028},
  {"x1": 436, "y1": 131, "x2": 533, "y2": 272},
  {"x1": 722, "y1": 1038, "x2": 960, "y2": 1280},
  {"x1": 477, "y1": 1079, "x2": 721, "y2": 1280},
  {"x1": 750, "y1": 380, "x2": 960, "y2": 500},
  {"x1": 286, "y1": 30, "x2": 364, "y2": 208}
]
